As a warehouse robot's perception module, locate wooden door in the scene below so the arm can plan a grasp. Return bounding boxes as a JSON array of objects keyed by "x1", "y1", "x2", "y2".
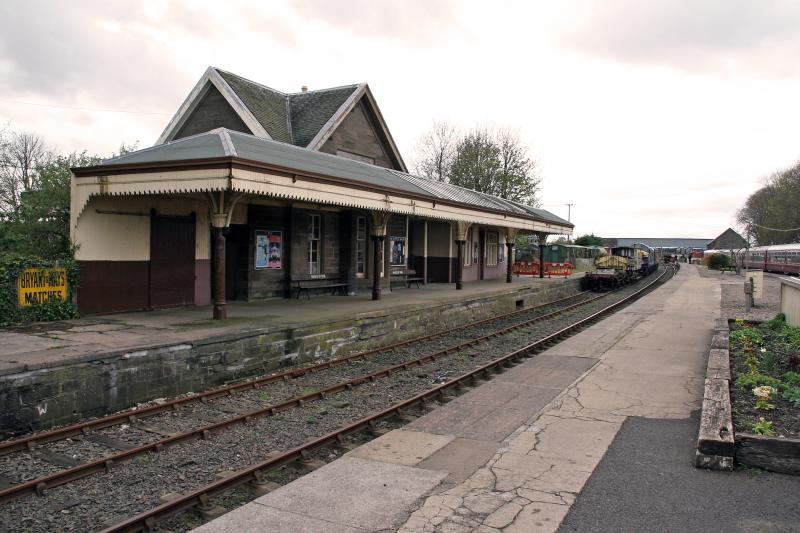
[{"x1": 150, "y1": 213, "x2": 196, "y2": 308}]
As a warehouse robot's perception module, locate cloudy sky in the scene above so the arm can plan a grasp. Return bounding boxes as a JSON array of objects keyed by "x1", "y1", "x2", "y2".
[{"x1": 1, "y1": 0, "x2": 799, "y2": 238}]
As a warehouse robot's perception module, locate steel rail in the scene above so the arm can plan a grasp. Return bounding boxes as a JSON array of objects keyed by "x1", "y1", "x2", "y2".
[
  {"x1": 100, "y1": 266, "x2": 674, "y2": 533},
  {"x1": 0, "y1": 290, "x2": 607, "y2": 504},
  {"x1": 0, "y1": 291, "x2": 592, "y2": 456}
]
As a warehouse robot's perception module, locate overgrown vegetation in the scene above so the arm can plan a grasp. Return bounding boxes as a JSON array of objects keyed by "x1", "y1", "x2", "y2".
[
  {"x1": 729, "y1": 315, "x2": 800, "y2": 438},
  {"x1": 0, "y1": 125, "x2": 135, "y2": 326},
  {"x1": 703, "y1": 252, "x2": 731, "y2": 270},
  {"x1": 0, "y1": 253, "x2": 79, "y2": 326},
  {"x1": 573, "y1": 233, "x2": 604, "y2": 246}
]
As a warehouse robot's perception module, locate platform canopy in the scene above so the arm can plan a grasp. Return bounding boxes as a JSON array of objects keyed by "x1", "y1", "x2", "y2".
[{"x1": 71, "y1": 128, "x2": 573, "y2": 235}]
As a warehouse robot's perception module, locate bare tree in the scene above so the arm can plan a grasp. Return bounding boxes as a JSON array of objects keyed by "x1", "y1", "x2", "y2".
[
  {"x1": 0, "y1": 127, "x2": 52, "y2": 216},
  {"x1": 412, "y1": 121, "x2": 458, "y2": 182}
]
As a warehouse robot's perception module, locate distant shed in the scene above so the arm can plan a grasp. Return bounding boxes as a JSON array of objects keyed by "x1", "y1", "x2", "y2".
[{"x1": 707, "y1": 228, "x2": 748, "y2": 250}]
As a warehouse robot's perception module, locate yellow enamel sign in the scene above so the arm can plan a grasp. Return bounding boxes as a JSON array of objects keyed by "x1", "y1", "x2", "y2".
[{"x1": 17, "y1": 268, "x2": 68, "y2": 307}]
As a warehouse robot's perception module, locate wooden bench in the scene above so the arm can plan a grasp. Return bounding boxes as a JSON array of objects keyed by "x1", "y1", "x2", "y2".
[
  {"x1": 390, "y1": 269, "x2": 425, "y2": 289},
  {"x1": 292, "y1": 277, "x2": 348, "y2": 299}
]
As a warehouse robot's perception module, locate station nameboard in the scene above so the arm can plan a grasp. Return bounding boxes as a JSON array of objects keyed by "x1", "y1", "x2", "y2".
[{"x1": 17, "y1": 267, "x2": 68, "y2": 307}]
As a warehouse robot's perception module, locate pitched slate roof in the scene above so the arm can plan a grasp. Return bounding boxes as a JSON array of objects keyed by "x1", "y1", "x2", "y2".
[
  {"x1": 215, "y1": 70, "x2": 292, "y2": 143},
  {"x1": 96, "y1": 128, "x2": 572, "y2": 229},
  {"x1": 201, "y1": 68, "x2": 362, "y2": 150},
  {"x1": 288, "y1": 85, "x2": 361, "y2": 147}
]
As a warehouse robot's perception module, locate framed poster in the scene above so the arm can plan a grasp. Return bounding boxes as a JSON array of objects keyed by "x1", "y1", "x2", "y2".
[{"x1": 255, "y1": 230, "x2": 283, "y2": 269}]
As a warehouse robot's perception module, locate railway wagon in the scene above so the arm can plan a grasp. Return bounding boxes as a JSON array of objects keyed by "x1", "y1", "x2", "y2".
[
  {"x1": 584, "y1": 245, "x2": 653, "y2": 290},
  {"x1": 611, "y1": 245, "x2": 657, "y2": 277},
  {"x1": 738, "y1": 244, "x2": 800, "y2": 275}
]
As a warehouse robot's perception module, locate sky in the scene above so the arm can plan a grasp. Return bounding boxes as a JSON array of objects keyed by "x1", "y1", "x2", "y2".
[{"x1": 1, "y1": 0, "x2": 799, "y2": 239}]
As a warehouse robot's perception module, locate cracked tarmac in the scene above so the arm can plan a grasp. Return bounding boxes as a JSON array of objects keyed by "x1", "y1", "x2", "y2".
[{"x1": 193, "y1": 265, "x2": 731, "y2": 533}]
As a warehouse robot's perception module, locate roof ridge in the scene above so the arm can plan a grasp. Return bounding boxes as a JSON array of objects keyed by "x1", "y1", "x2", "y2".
[
  {"x1": 288, "y1": 83, "x2": 362, "y2": 96},
  {"x1": 104, "y1": 128, "x2": 225, "y2": 163},
  {"x1": 218, "y1": 129, "x2": 238, "y2": 157},
  {"x1": 213, "y1": 67, "x2": 361, "y2": 98},
  {"x1": 212, "y1": 67, "x2": 288, "y2": 96}
]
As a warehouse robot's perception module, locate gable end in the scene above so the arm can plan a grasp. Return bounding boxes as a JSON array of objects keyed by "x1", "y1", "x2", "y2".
[
  {"x1": 318, "y1": 98, "x2": 404, "y2": 171},
  {"x1": 174, "y1": 85, "x2": 253, "y2": 140}
]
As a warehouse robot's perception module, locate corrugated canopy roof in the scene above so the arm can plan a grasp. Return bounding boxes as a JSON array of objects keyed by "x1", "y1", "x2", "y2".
[{"x1": 96, "y1": 128, "x2": 573, "y2": 229}]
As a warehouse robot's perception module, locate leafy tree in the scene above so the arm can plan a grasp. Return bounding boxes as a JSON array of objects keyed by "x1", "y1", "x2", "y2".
[
  {"x1": 574, "y1": 233, "x2": 604, "y2": 246},
  {"x1": 450, "y1": 128, "x2": 502, "y2": 195},
  {"x1": 4, "y1": 153, "x2": 101, "y2": 259},
  {"x1": 494, "y1": 129, "x2": 540, "y2": 206},
  {"x1": 737, "y1": 160, "x2": 800, "y2": 245},
  {"x1": 413, "y1": 124, "x2": 541, "y2": 206},
  {"x1": 0, "y1": 125, "x2": 133, "y2": 260}
]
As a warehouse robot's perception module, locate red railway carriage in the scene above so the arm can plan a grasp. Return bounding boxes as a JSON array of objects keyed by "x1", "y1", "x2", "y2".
[{"x1": 738, "y1": 244, "x2": 800, "y2": 275}]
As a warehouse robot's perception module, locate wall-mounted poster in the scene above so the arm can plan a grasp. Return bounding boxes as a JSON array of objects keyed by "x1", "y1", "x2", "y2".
[{"x1": 255, "y1": 230, "x2": 282, "y2": 269}]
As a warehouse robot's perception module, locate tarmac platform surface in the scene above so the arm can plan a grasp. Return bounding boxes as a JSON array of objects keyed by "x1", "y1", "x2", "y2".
[
  {"x1": 192, "y1": 264, "x2": 800, "y2": 533},
  {"x1": 0, "y1": 274, "x2": 575, "y2": 375}
]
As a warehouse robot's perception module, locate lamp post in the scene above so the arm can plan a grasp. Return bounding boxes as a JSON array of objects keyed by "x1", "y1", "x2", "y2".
[{"x1": 565, "y1": 203, "x2": 574, "y2": 243}]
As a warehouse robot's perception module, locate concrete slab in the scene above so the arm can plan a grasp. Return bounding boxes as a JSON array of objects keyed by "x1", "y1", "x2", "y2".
[
  {"x1": 347, "y1": 429, "x2": 454, "y2": 466},
  {"x1": 448, "y1": 380, "x2": 563, "y2": 411},
  {"x1": 242, "y1": 456, "x2": 447, "y2": 531},
  {"x1": 503, "y1": 355, "x2": 597, "y2": 388},
  {"x1": 191, "y1": 501, "x2": 364, "y2": 533},
  {"x1": 417, "y1": 438, "x2": 500, "y2": 486},
  {"x1": 541, "y1": 312, "x2": 643, "y2": 358}
]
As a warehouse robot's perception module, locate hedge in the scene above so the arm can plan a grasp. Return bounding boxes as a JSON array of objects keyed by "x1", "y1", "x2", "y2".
[
  {"x1": 0, "y1": 253, "x2": 79, "y2": 327},
  {"x1": 703, "y1": 253, "x2": 731, "y2": 270}
]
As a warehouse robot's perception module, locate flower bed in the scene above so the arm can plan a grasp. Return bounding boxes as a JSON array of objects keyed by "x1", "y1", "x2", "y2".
[{"x1": 729, "y1": 315, "x2": 800, "y2": 439}]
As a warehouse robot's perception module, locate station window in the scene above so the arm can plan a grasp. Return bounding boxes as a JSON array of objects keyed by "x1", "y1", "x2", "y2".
[
  {"x1": 486, "y1": 232, "x2": 498, "y2": 266},
  {"x1": 464, "y1": 227, "x2": 473, "y2": 266},
  {"x1": 308, "y1": 214, "x2": 321, "y2": 275},
  {"x1": 356, "y1": 216, "x2": 366, "y2": 276}
]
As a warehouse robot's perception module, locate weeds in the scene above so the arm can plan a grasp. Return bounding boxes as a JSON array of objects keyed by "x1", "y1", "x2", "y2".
[{"x1": 752, "y1": 418, "x2": 773, "y2": 436}]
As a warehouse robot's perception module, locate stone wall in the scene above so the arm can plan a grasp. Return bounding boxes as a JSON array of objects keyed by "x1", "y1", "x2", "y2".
[{"x1": 0, "y1": 278, "x2": 581, "y2": 436}]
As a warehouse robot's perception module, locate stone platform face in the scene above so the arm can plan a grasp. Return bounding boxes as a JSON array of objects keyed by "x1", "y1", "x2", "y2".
[
  {"x1": 0, "y1": 276, "x2": 579, "y2": 435},
  {"x1": 196, "y1": 265, "x2": 720, "y2": 533}
]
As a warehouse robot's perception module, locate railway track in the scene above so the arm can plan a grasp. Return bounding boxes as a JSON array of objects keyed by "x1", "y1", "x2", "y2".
[
  {"x1": 0, "y1": 289, "x2": 599, "y2": 501},
  {"x1": 0, "y1": 266, "x2": 676, "y2": 532}
]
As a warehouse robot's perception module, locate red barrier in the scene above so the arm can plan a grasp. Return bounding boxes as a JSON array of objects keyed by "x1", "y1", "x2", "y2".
[{"x1": 513, "y1": 262, "x2": 574, "y2": 278}]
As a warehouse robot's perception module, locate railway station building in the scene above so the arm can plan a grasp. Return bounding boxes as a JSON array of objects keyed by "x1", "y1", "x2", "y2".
[{"x1": 70, "y1": 68, "x2": 572, "y2": 317}]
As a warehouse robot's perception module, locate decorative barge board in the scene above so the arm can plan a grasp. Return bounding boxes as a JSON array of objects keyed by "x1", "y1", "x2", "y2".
[{"x1": 695, "y1": 318, "x2": 800, "y2": 475}]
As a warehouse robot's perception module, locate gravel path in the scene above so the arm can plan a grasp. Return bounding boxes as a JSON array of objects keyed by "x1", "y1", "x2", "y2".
[
  {"x1": 706, "y1": 267, "x2": 783, "y2": 321},
  {"x1": 0, "y1": 270, "x2": 673, "y2": 532}
]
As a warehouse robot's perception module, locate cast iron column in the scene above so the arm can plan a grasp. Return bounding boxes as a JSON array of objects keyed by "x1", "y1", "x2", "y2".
[
  {"x1": 506, "y1": 242, "x2": 515, "y2": 283},
  {"x1": 371, "y1": 235, "x2": 384, "y2": 300},
  {"x1": 213, "y1": 227, "x2": 228, "y2": 320},
  {"x1": 538, "y1": 243, "x2": 545, "y2": 279},
  {"x1": 456, "y1": 239, "x2": 465, "y2": 290}
]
